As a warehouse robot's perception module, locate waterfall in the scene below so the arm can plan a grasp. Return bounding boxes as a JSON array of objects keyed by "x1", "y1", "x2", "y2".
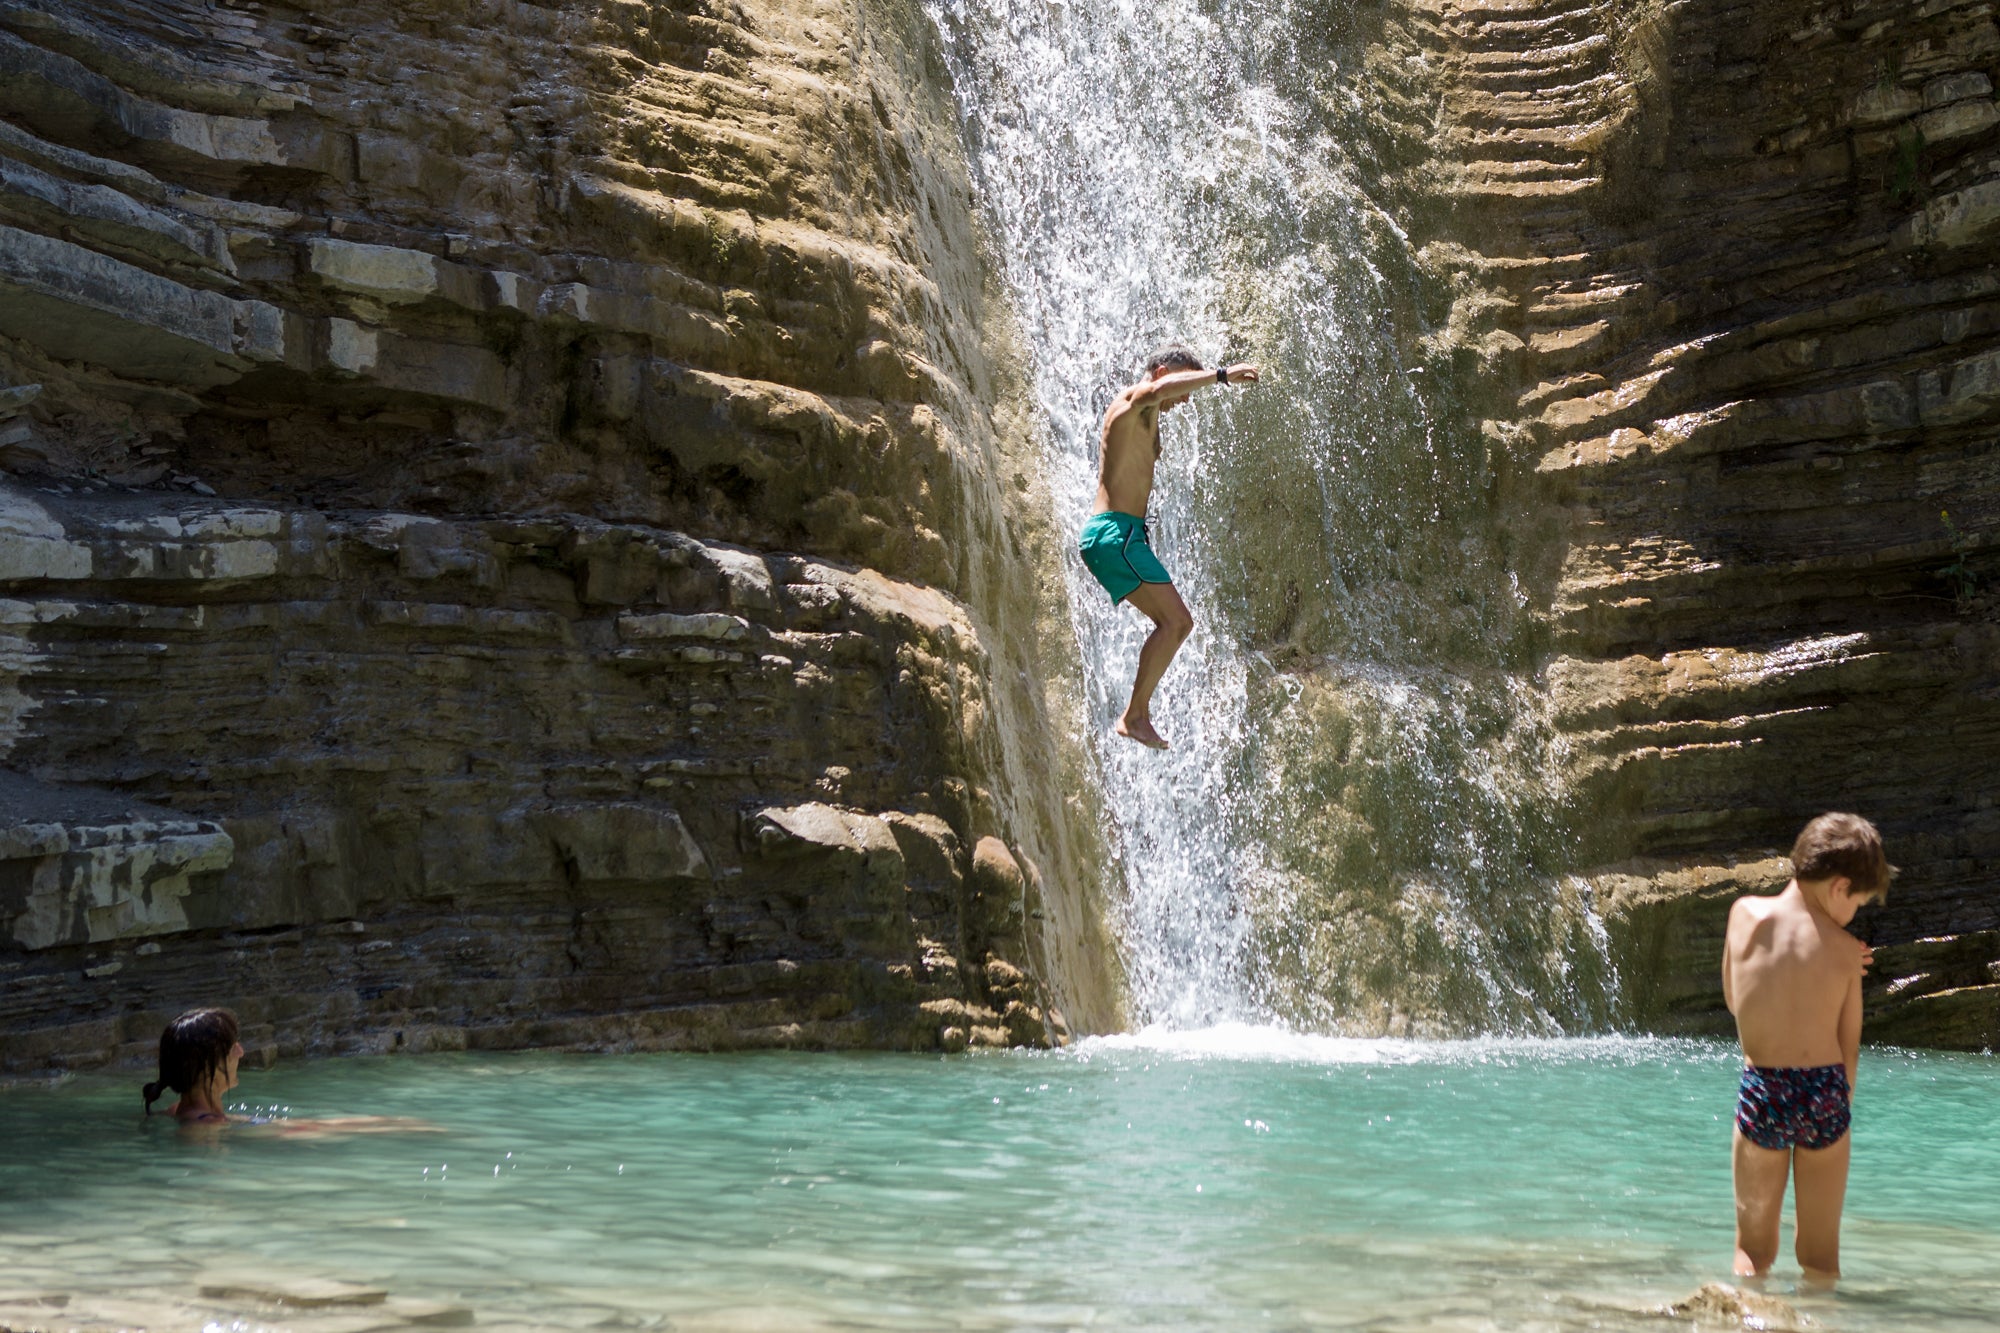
[{"x1": 924, "y1": 0, "x2": 1615, "y2": 1033}]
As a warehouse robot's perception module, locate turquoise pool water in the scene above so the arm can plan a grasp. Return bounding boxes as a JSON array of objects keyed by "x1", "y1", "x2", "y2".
[{"x1": 0, "y1": 1032, "x2": 1994, "y2": 1331}]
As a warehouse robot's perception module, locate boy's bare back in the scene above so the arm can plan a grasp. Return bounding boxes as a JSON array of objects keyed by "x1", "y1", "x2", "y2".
[{"x1": 1723, "y1": 890, "x2": 1865, "y2": 1079}]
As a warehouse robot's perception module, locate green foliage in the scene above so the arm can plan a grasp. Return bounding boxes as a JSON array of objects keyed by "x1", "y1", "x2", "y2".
[
  {"x1": 1937, "y1": 508, "x2": 1979, "y2": 611},
  {"x1": 704, "y1": 211, "x2": 738, "y2": 272}
]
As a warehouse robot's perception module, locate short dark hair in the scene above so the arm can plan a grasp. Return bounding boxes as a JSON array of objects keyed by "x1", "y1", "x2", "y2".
[
  {"x1": 1791, "y1": 813, "x2": 1894, "y2": 902},
  {"x1": 142, "y1": 1007, "x2": 239, "y2": 1114},
  {"x1": 1144, "y1": 343, "x2": 1204, "y2": 375}
]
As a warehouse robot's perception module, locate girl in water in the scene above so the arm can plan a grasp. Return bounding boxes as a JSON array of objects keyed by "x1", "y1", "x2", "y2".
[
  {"x1": 141, "y1": 1006, "x2": 440, "y2": 1135},
  {"x1": 142, "y1": 1006, "x2": 242, "y2": 1124}
]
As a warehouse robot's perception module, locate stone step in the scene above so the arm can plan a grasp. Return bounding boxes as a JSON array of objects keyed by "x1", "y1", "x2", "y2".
[
  {"x1": 0, "y1": 220, "x2": 294, "y2": 388},
  {"x1": 0, "y1": 768, "x2": 233, "y2": 952},
  {"x1": 1455, "y1": 59, "x2": 1618, "y2": 93},
  {"x1": 1867, "y1": 981, "x2": 2000, "y2": 1050},
  {"x1": 1548, "y1": 629, "x2": 1980, "y2": 735},
  {"x1": 1469, "y1": 152, "x2": 1597, "y2": 178},
  {"x1": 1430, "y1": 0, "x2": 1607, "y2": 24},
  {"x1": 1556, "y1": 560, "x2": 2000, "y2": 672},
  {"x1": 1445, "y1": 36, "x2": 1609, "y2": 71},
  {"x1": 1456, "y1": 159, "x2": 1598, "y2": 195},
  {"x1": 1448, "y1": 14, "x2": 1605, "y2": 46},
  {"x1": 1868, "y1": 930, "x2": 2000, "y2": 1001},
  {"x1": 1445, "y1": 173, "x2": 1602, "y2": 201},
  {"x1": 1460, "y1": 32, "x2": 1613, "y2": 70},
  {"x1": 0, "y1": 0, "x2": 308, "y2": 113},
  {"x1": 1450, "y1": 87, "x2": 1628, "y2": 131},
  {"x1": 1524, "y1": 279, "x2": 1644, "y2": 324},
  {"x1": 1523, "y1": 318, "x2": 1617, "y2": 371},
  {"x1": 1458, "y1": 119, "x2": 1623, "y2": 159}
]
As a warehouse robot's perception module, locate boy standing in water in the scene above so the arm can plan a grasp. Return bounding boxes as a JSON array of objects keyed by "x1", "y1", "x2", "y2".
[
  {"x1": 1078, "y1": 345, "x2": 1259, "y2": 749},
  {"x1": 1721, "y1": 812, "x2": 1891, "y2": 1285}
]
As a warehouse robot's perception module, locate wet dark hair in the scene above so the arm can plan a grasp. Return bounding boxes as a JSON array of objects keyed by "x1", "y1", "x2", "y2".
[
  {"x1": 1791, "y1": 813, "x2": 1895, "y2": 902},
  {"x1": 142, "y1": 1007, "x2": 239, "y2": 1115},
  {"x1": 1144, "y1": 343, "x2": 1204, "y2": 375}
]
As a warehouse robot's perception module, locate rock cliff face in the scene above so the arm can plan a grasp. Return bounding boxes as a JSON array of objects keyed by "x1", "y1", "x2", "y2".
[
  {"x1": 3, "y1": 0, "x2": 1992, "y2": 1063},
  {"x1": 1369, "y1": 0, "x2": 2000, "y2": 1045},
  {"x1": 0, "y1": 0, "x2": 1118, "y2": 1072}
]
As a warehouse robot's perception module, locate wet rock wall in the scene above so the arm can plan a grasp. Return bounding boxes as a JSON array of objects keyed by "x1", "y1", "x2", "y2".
[
  {"x1": 1372, "y1": 0, "x2": 2000, "y2": 1046},
  {"x1": 0, "y1": 0, "x2": 1118, "y2": 1073}
]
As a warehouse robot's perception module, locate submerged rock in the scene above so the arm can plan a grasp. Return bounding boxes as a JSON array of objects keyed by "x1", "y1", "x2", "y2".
[
  {"x1": 1663, "y1": 1282, "x2": 1814, "y2": 1331},
  {"x1": 195, "y1": 1271, "x2": 386, "y2": 1308}
]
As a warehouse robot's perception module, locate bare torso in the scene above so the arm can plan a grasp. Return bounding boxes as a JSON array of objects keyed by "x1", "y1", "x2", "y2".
[
  {"x1": 1723, "y1": 885, "x2": 1864, "y2": 1069},
  {"x1": 1095, "y1": 387, "x2": 1164, "y2": 516}
]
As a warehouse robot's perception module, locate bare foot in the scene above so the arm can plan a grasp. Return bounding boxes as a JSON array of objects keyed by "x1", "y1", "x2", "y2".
[{"x1": 1115, "y1": 714, "x2": 1169, "y2": 749}]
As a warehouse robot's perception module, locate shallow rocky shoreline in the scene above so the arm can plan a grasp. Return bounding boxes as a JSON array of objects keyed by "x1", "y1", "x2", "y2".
[{"x1": 0, "y1": 1272, "x2": 1817, "y2": 1333}]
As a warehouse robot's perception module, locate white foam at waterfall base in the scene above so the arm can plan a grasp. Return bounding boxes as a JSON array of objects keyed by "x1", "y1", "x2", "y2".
[
  {"x1": 1068, "y1": 1024, "x2": 1712, "y2": 1067},
  {"x1": 1073, "y1": 1021, "x2": 1424, "y2": 1064}
]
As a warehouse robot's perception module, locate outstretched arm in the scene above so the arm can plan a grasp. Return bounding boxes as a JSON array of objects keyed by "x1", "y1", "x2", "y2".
[
  {"x1": 1129, "y1": 363, "x2": 1261, "y2": 405},
  {"x1": 265, "y1": 1115, "x2": 444, "y2": 1139}
]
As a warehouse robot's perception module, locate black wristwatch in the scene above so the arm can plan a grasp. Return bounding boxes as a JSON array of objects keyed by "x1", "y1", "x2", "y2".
[{"x1": 1215, "y1": 365, "x2": 1228, "y2": 384}]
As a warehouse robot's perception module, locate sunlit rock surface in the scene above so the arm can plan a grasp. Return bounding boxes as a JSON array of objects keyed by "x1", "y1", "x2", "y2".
[
  {"x1": 0, "y1": 0, "x2": 1117, "y2": 1071},
  {"x1": 1379, "y1": 0, "x2": 2000, "y2": 1046}
]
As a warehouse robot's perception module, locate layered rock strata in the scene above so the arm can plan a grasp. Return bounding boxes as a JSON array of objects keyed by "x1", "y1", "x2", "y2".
[
  {"x1": 1379, "y1": 0, "x2": 2000, "y2": 1045},
  {"x1": 0, "y1": 0, "x2": 1116, "y2": 1072}
]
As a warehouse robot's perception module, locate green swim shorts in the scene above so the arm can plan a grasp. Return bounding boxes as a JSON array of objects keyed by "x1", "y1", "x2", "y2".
[{"x1": 1078, "y1": 510, "x2": 1172, "y2": 604}]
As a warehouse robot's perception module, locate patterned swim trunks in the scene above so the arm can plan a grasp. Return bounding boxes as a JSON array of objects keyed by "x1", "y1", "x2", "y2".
[{"x1": 1736, "y1": 1063, "x2": 1851, "y2": 1150}]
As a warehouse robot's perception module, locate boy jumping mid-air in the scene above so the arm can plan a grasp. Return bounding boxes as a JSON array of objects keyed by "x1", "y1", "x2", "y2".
[
  {"x1": 1722, "y1": 812, "x2": 1891, "y2": 1285},
  {"x1": 1078, "y1": 345, "x2": 1259, "y2": 749}
]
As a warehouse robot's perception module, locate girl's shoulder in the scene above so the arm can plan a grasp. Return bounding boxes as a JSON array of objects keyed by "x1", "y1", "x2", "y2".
[{"x1": 172, "y1": 1104, "x2": 229, "y2": 1124}]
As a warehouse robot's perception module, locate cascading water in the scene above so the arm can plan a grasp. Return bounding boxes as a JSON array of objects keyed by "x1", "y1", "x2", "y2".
[{"x1": 924, "y1": 0, "x2": 1616, "y2": 1032}]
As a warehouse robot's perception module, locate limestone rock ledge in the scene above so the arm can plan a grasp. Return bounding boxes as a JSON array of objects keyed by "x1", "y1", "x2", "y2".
[
  {"x1": 1383, "y1": 0, "x2": 2000, "y2": 1046},
  {"x1": 0, "y1": 486, "x2": 1074, "y2": 1070},
  {"x1": 0, "y1": 0, "x2": 1117, "y2": 1070},
  {"x1": 0, "y1": 768, "x2": 233, "y2": 952}
]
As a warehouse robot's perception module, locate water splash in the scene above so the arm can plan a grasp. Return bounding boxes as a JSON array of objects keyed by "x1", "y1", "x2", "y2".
[
  {"x1": 925, "y1": 0, "x2": 1613, "y2": 1032},
  {"x1": 1068, "y1": 1025, "x2": 1704, "y2": 1067}
]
